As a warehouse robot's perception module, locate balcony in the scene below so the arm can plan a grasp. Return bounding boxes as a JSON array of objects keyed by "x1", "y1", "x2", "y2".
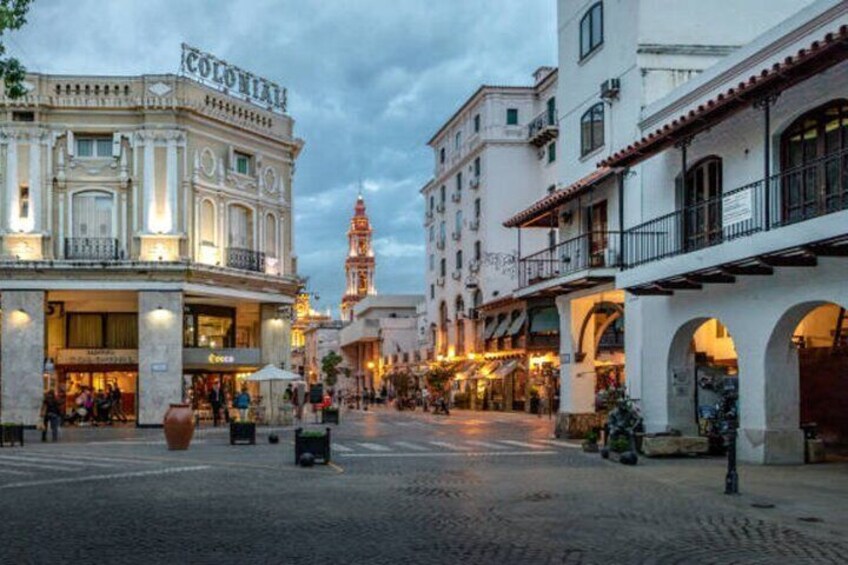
[
  {"x1": 469, "y1": 177, "x2": 480, "y2": 190},
  {"x1": 528, "y1": 109, "x2": 558, "y2": 147},
  {"x1": 226, "y1": 247, "x2": 266, "y2": 273},
  {"x1": 436, "y1": 239, "x2": 446, "y2": 250},
  {"x1": 469, "y1": 219, "x2": 479, "y2": 231},
  {"x1": 451, "y1": 191, "x2": 461, "y2": 203},
  {"x1": 518, "y1": 231, "x2": 621, "y2": 290},
  {"x1": 65, "y1": 238, "x2": 120, "y2": 260},
  {"x1": 622, "y1": 149, "x2": 848, "y2": 276},
  {"x1": 436, "y1": 202, "x2": 446, "y2": 213}
]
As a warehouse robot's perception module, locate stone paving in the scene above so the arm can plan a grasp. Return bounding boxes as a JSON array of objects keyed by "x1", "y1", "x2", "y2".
[{"x1": 0, "y1": 408, "x2": 845, "y2": 564}]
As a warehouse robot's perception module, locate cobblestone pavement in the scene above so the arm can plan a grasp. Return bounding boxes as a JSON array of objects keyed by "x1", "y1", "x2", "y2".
[{"x1": 1, "y1": 408, "x2": 846, "y2": 564}]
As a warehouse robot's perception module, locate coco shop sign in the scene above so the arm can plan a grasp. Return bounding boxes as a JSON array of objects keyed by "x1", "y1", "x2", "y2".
[{"x1": 180, "y1": 43, "x2": 287, "y2": 113}]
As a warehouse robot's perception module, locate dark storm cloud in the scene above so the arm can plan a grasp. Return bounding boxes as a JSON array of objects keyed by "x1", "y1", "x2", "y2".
[{"x1": 9, "y1": 0, "x2": 555, "y2": 315}]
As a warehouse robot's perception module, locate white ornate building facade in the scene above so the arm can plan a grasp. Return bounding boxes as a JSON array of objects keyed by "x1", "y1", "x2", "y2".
[{"x1": 0, "y1": 70, "x2": 302, "y2": 426}]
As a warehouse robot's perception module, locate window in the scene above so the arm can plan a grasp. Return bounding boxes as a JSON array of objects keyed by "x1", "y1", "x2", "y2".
[
  {"x1": 76, "y1": 136, "x2": 113, "y2": 158},
  {"x1": 455, "y1": 250, "x2": 463, "y2": 270},
  {"x1": 580, "y1": 2, "x2": 604, "y2": 60},
  {"x1": 440, "y1": 185, "x2": 446, "y2": 204},
  {"x1": 455, "y1": 131, "x2": 461, "y2": 151},
  {"x1": 474, "y1": 240, "x2": 481, "y2": 261},
  {"x1": 546, "y1": 97, "x2": 556, "y2": 126},
  {"x1": 234, "y1": 151, "x2": 252, "y2": 175},
  {"x1": 183, "y1": 305, "x2": 236, "y2": 348},
  {"x1": 72, "y1": 191, "x2": 113, "y2": 237},
  {"x1": 474, "y1": 198, "x2": 481, "y2": 219},
  {"x1": 455, "y1": 172, "x2": 462, "y2": 193},
  {"x1": 439, "y1": 221, "x2": 446, "y2": 242},
  {"x1": 547, "y1": 141, "x2": 556, "y2": 163},
  {"x1": 548, "y1": 229, "x2": 557, "y2": 249},
  {"x1": 781, "y1": 99, "x2": 848, "y2": 222},
  {"x1": 429, "y1": 254, "x2": 435, "y2": 271},
  {"x1": 430, "y1": 285, "x2": 435, "y2": 299},
  {"x1": 455, "y1": 210, "x2": 463, "y2": 233},
  {"x1": 473, "y1": 113, "x2": 480, "y2": 133},
  {"x1": 429, "y1": 225, "x2": 434, "y2": 242},
  {"x1": 200, "y1": 200, "x2": 215, "y2": 246},
  {"x1": 429, "y1": 195, "x2": 435, "y2": 212},
  {"x1": 68, "y1": 313, "x2": 138, "y2": 349},
  {"x1": 228, "y1": 205, "x2": 254, "y2": 249},
  {"x1": 473, "y1": 157, "x2": 481, "y2": 177},
  {"x1": 580, "y1": 103, "x2": 605, "y2": 156},
  {"x1": 440, "y1": 258, "x2": 446, "y2": 277},
  {"x1": 680, "y1": 158, "x2": 722, "y2": 251},
  {"x1": 18, "y1": 185, "x2": 29, "y2": 219},
  {"x1": 12, "y1": 111, "x2": 34, "y2": 122},
  {"x1": 506, "y1": 108, "x2": 519, "y2": 126},
  {"x1": 439, "y1": 147, "x2": 445, "y2": 164},
  {"x1": 265, "y1": 214, "x2": 278, "y2": 258}
]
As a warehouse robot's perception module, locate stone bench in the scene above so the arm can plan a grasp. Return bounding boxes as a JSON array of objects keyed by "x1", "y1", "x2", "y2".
[{"x1": 642, "y1": 435, "x2": 709, "y2": 457}]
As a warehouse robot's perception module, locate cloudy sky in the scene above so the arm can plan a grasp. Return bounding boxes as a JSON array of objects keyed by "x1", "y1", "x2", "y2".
[{"x1": 8, "y1": 0, "x2": 556, "y2": 315}]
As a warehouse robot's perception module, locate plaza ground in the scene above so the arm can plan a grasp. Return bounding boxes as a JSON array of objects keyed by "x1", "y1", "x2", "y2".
[{"x1": 0, "y1": 409, "x2": 846, "y2": 564}]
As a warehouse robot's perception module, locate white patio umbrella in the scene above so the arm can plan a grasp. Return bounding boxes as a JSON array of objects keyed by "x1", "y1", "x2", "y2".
[{"x1": 245, "y1": 365, "x2": 303, "y2": 425}]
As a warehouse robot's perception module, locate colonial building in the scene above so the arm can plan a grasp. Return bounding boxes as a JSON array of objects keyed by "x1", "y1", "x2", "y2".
[
  {"x1": 504, "y1": 0, "x2": 808, "y2": 435},
  {"x1": 303, "y1": 319, "x2": 344, "y2": 384},
  {"x1": 339, "y1": 295, "x2": 422, "y2": 396},
  {"x1": 0, "y1": 53, "x2": 302, "y2": 427},
  {"x1": 421, "y1": 68, "x2": 559, "y2": 410},
  {"x1": 340, "y1": 194, "x2": 376, "y2": 321}
]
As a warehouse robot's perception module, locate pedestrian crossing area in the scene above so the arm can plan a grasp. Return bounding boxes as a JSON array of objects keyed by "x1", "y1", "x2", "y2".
[
  {"x1": 0, "y1": 450, "x2": 206, "y2": 489},
  {"x1": 332, "y1": 438, "x2": 579, "y2": 457}
]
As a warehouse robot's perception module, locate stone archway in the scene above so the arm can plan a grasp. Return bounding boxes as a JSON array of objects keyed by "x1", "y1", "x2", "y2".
[{"x1": 667, "y1": 316, "x2": 739, "y2": 436}]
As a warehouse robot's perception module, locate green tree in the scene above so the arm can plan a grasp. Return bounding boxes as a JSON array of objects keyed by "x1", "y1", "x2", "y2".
[
  {"x1": 0, "y1": 1, "x2": 32, "y2": 99},
  {"x1": 320, "y1": 351, "x2": 344, "y2": 388},
  {"x1": 425, "y1": 362, "x2": 455, "y2": 393}
]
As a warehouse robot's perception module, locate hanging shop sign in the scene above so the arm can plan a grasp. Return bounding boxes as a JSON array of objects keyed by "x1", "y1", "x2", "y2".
[
  {"x1": 180, "y1": 43, "x2": 287, "y2": 114},
  {"x1": 183, "y1": 348, "x2": 261, "y2": 368}
]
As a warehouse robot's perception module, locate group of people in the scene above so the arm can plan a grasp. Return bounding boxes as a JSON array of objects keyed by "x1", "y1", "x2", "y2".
[
  {"x1": 207, "y1": 381, "x2": 252, "y2": 426},
  {"x1": 39, "y1": 383, "x2": 128, "y2": 442}
]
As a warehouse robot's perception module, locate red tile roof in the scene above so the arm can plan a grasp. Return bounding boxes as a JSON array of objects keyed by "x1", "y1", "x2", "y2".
[
  {"x1": 503, "y1": 167, "x2": 614, "y2": 228},
  {"x1": 600, "y1": 24, "x2": 848, "y2": 169}
]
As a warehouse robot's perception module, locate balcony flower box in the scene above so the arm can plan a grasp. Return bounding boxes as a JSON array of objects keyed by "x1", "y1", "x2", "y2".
[
  {"x1": 321, "y1": 407, "x2": 340, "y2": 425},
  {"x1": 0, "y1": 423, "x2": 24, "y2": 447},
  {"x1": 295, "y1": 427, "x2": 331, "y2": 465},
  {"x1": 229, "y1": 422, "x2": 256, "y2": 445}
]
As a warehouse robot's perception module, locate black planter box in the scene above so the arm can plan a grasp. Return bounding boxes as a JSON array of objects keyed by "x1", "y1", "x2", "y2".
[
  {"x1": 321, "y1": 408, "x2": 340, "y2": 425},
  {"x1": 295, "y1": 427, "x2": 331, "y2": 464},
  {"x1": 0, "y1": 424, "x2": 24, "y2": 447},
  {"x1": 229, "y1": 422, "x2": 256, "y2": 445}
]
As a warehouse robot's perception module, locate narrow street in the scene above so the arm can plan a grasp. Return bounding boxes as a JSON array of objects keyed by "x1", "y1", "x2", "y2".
[{"x1": 1, "y1": 409, "x2": 845, "y2": 564}]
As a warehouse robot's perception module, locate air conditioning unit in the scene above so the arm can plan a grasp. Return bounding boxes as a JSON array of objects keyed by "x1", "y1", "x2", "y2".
[
  {"x1": 451, "y1": 192, "x2": 461, "y2": 203},
  {"x1": 469, "y1": 177, "x2": 480, "y2": 189},
  {"x1": 451, "y1": 231, "x2": 461, "y2": 241},
  {"x1": 600, "y1": 78, "x2": 620, "y2": 101}
]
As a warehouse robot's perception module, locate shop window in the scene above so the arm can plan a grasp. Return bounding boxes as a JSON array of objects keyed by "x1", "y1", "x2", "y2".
[
  {"x1": 76, "y1": 136, "x2": 113, "y2": 158},
  {"x1": 183, "y1": 305, "x2": 236, "y2": 348}
]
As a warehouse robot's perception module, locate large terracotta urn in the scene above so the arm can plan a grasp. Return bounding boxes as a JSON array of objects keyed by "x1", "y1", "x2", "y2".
[{"x1": 163, "y1": 403, "x2": 195, "y2": 450}]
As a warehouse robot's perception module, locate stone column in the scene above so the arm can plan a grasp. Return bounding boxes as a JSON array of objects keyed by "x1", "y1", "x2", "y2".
[
  {"x1": 29, "y1": 138, "x2": 41, "y2": 233},
  {"x1": 260, "y1": 303, "x2": 290, "y2": 368},
  {"x1": 1, "y1": 291, "x2": 45, "y2": 425},
  {"x1": 554, "y1": 295, "x2": 597, "y2": 438},
  {"x1": 6, "y1": 134, "x2": 18, "y2": 231},
  {"x1": 143, "y1": 136, "x2": 155, "y2": 233},
  {"x1": 166, "y1": 136, "x2": 177, "y2": 234},
  {"x1": 137, "y1": 291, "x2": 183, "y2": 426}
]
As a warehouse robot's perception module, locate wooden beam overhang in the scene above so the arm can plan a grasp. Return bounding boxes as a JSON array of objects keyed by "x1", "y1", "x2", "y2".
[
  {"x1": 627, "y1": 285, "x2": 673, "y2": 296},
  {"x1": 804, "y1": 244, "x2": 848, "y2": 257},
  {"x1": 658, "y1": 280, "x2": 702, "y2": 291},
  {"x1": 722, "y1": 264, "x2": 774, "y2": 276},
  {"x1": 758, "y1": 254, "x2": 818, "y2": 267},
  {"x1": 688, "y1": 273, "x2": 736, "y2": 284}
]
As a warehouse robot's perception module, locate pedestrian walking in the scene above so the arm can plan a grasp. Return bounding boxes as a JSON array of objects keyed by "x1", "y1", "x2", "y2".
[
  {"x1": 40, "y1": 390, "x2": 62, "y2": 442},
  {"x1": 110, "y1": 382, "x2": 127, "y2": 423},
  {"x1": 208, "y1": 381, "x2": 226, "y2": 427},
  {"x1": 421, "y1": 387, "x2": 430, "y2": 412}
]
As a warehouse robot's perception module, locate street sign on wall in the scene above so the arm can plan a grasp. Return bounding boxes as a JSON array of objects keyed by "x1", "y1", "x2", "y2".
[{"x1": 722, "y1": 189, "x2": 753, "y2": 226}]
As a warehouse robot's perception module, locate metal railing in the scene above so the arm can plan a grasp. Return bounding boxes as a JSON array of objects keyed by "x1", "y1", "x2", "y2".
[
  {"x1": 623, "y1": 148, "x2": 848, "y2": 268},
  {"x1": 226, "y1": 247, "x2": 266, "y2": 273},
  {"x1": 65, "y1": 238, "x2": 119, "y2": 260},
  {"x1": 528, "y1": 108, "x2": 557, "y2": 140},
  {"x1": 519, "y1": 231, "x2": 621, "y2": 288}
]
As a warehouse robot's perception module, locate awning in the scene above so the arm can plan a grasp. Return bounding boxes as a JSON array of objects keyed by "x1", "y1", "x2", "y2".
[
  {"x1": 508, "y1": 311, "x2": 527, "y2": 336},
  {"x1": 472, "y1": 361, "x2": 501, "y2": 379},
  {"x1": 493, "y1": 359, "x2": 520, "y2": 379},
  {"x1": 492, "y1": 317, "x2": 512, "y2": 339},
  {"x1": 454, "y1": 361, "x2": 479, "y2": 380}
]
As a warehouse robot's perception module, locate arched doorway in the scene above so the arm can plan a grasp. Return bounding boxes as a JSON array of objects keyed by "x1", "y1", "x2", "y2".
[
  {"x1": 667, "y1": 317, "x2": 738, "y2": 437},
  {"x1": 766, "y1": 301, "x2": 848, "y2": 461}
]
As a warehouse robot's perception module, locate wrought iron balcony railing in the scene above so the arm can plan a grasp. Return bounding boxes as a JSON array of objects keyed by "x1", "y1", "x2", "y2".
[
  {"x1": 622, "y1": 147, "x2": 848, "y2": 268},
  {"x1": 226, "y1": 247, "x2": 266, "y2": 273},
  {"x1": 65, "y1": 238, "x2": 120, "y2": 260},
  {"x1": 528, "y1": 108, "x2": 558, "y2": 147},
  {"x1": 519, "y1": 231, "x2": 621, "y2": 289}
]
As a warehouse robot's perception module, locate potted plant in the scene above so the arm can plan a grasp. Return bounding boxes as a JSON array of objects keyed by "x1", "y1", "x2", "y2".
[
  {"x1": 295, "y1": 427, "x2": 331, "y2": 465},
  {"x1": 582, "y1": 429, "x2": 600, "y2": 453},
  {"x1": 0, "y1": 423, "x2": 24, "y2": 447}
]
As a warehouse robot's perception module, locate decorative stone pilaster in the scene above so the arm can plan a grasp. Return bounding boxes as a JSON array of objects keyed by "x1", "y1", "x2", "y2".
[
  {"x1": 261, "y1": 303, "x2": 291, "y2": 369},
  {"x1": 0, "y1": 291, "x2": 45, "y2": 425},
  {"x1": 137, "y1": 291, "x2": 183, "y2": 426}
]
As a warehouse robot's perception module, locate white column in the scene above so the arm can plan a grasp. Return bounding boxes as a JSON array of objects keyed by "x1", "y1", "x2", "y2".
[
  {"x1": 29, "y1": 138, "x2": 41, "y2": 233},
  {"x1": 58, "y1": 194, "x2": 65, "y2": 258},
  {"x1": 166, "y1": 137, "x2": 177, "y2": 234},
  {"x1": 6, "y1": 135, "x2": 18, "y2": 231},
  {"x1": 143, "y1": 136, "x2": 155, "y2": 233},
  {"x1": 137, "y1": 291, "x2": 183, "y2": 426},
  {"x1": 0, "y1": 291, "x2": 45, "y2": 425}
]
